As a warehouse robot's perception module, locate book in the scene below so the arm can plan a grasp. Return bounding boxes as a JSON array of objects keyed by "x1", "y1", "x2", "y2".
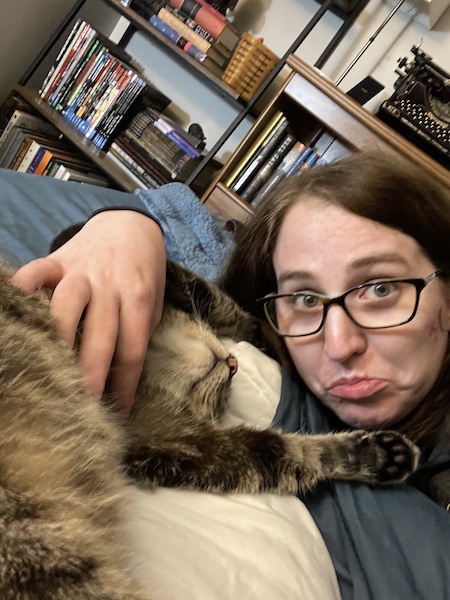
[
  {"x1": 39, "y1": 19, "x2": 85, "y2": 97},
  {"x1": 48, "y1": 24, "x2": 97, "y2": 107},
  {"x1": 118, "y1": 131, "x2": 174, "y2": 182},
  {"x1": 224, "y1": 110, "x2": 285, "y2": 188},
  {"x1": 105, "y1": 148, "x2": 149, "y2": 190},
  {"x1": 42, "y1": 21, "x2": 90, "y2": 101},
  {"x1": 168, "y1": 0, "x2": 228, "y2": 38},
  {"x1": 164, "y1": 4, "x2": 215, "y2": 43},
  {"x1": 138, "y1": 108, "x2": 202, "y2": 156},
  {"x1": 230, "y1": 117, "x2": 289, "y2": 194},
  {"x1": 149, "y1": 15, "x2": 206, "y2": 62},
  {"x1": 109, "y1": 141, "x2": 162, "y2": 188},
  {"x1": 240, "y1": 133, "x2": 297, "y2": 202},
  {"x1": 0, "y1": 110, "x2": 59, "y2": 152},
  {"x1": 252, "y1": 141, "x2": 308, "y2": 206},
  {"x1": 158, "y1": 7, "x2": 211, "y2": 53}
]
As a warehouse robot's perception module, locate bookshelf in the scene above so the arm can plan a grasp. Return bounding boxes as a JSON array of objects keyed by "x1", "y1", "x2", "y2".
[
  {"x1": 13, "y1": 85, "x2": 140, "y2": 192},
  {"x1": 10, "y1": 0, "x2": 373, "y2": 193},
  {"x1": 201, "y1": 54, "x2": 450, "y2": 223}
]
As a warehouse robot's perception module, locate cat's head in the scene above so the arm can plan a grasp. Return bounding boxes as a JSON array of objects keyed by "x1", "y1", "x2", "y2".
[{"x1": 140, "y1": 307, "x2": 237, "y2": 420}]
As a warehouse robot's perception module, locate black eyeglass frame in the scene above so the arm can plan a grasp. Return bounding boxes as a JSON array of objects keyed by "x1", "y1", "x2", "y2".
[{"x1": 257, "y1": 269, "x2": 444, "y2": 338}]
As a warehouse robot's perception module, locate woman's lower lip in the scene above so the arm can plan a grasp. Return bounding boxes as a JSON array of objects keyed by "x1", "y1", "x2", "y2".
[{"x1": 328, "y1": 379, "x2": 388, "y2": 400}]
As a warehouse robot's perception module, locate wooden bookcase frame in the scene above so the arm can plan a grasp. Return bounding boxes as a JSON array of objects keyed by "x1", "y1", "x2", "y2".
[{"x1": 201, "y1": 54, "x2": 450, "y2": 223}]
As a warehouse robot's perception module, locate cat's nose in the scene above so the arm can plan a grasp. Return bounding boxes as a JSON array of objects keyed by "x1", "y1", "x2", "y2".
[{"x1": 226, "y1": 354, "x2": 238, "y2": 379}]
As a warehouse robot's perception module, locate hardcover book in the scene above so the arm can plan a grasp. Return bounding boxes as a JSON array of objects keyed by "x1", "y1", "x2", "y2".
[{"x1": 224, "y1": 110, "x2": 284, "y2": 188}]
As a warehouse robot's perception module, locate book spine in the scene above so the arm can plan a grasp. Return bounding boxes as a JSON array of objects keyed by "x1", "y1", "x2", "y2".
[
  {"x1": 252, "y1": 141, "x2": 307, "y2": 206},
  {"x1": 48, "y1": 24, "x2": 95, "y2": 107},
  {"x1": 163, "y1": 5, "x2": 215, "y2": 43},
  {"x1": 116, "y1": 135, "x2": 170, "y2": 184},
  {"x1": 240, "y1": 134, "x2": 297, "y2": 202},
  {"x1": 224, "y1": 110, "x2": 285, "y2": 188},
  {"x1": 39, "y1": 18, "x2": 84, "y2": 96},
  {"x1": 149, "y1": 16, "x2": 206, "y2": 61},
  {"x1": 230, "y1": 117, "x2": 289, "y2": 194},
  {"x1": 157, "y1": 7, "x2": 211, "y2": 53},
  {"x1": 110, "y1": 141, "x2": 161, "y2": 188},
  {"x1": 168, "y1": 0, "x2": 226, "y2": 37},
  {"x1": 170, "y1": 0, "x2": 226, "y2": 21},
  {"x1": 26, "y1": 145, "x2": 47, "y2": 174},
  {"x1": 33, "y1": 149, "x2": 54, "y2": 175},
  {"x1": 45, "y1": 21, "x2": 91, "y2": 102},
  {"x1": 121, "y1": 130, "x2": 173, "y2": 181},
  {"x1": 92, "y1": 75, "x2": 144, "y2": 149}
]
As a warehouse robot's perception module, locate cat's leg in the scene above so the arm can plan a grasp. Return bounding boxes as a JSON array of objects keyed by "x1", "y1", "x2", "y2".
[
  {"x1": 0, "y1": 487, "x2": 149, "y2": 600},
  {"x1": 125, "y1": 424, "x2": 419, "y2": 495}
]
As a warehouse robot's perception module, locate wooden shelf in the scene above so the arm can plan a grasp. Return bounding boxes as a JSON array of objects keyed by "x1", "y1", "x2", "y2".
[
  {"x1": 202, "y1": 55, "x2": 450, "y2": 222},
  {"x1": 102, "y1": 0, "x2": 242, "y2": 107},
  {"x1": 14, "y1": 85, "x2": 142, "y2": 193}
]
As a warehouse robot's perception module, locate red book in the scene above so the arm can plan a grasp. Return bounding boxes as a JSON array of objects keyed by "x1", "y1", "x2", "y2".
[{"x1": 168, "y1": 0, "x2": 227, "y2": 37}]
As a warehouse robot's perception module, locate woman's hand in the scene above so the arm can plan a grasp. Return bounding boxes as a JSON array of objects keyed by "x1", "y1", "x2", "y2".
[{"x1": 11, "y1": 210, "x2": 166, "y2": 414}]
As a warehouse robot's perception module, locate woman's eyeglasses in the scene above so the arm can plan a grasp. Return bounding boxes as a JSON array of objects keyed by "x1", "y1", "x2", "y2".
[{"x1": 258, "y1": 270, "x2": 443, "y2": 338}]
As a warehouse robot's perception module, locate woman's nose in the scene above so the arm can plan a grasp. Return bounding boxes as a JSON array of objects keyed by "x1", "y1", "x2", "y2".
[{"x1": 322, "y1": 305, "x2": 367, "y2": 362}]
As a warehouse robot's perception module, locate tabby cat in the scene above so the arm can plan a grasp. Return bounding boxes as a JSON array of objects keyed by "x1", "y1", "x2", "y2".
[{"x1": 0, "y1": 259, "x2": 419, "y2": 600}]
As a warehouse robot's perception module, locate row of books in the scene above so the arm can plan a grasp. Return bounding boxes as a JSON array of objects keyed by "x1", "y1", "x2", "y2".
[
  {"x1": 126, "y1": 0, "x2": 240, "y2": 77},
  {"x1": 0, "y1": 106, "x2": 109, "y2": 186},
  {"x1": 106, "y1": 107, "x2": 203, "y2": 189},
  {"x1": 39, "y1": 19, "x2": 172, "y2": 150},
  {"x1": 224, "y1": 110, "x2": 321, "y2": 206}
]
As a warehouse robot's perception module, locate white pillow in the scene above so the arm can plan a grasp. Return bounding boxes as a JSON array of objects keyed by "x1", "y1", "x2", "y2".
[{"x1": 125, "y1": 340, "x2": 341, "y2": 600}]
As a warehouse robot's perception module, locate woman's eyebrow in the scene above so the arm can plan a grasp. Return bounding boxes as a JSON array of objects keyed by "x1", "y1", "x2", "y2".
[
  {"x1": 277, "y1": 255, "x2": 410, "y2": 285},
  {"x1": 349, "y1": 254, "x2": 410, "y2": 270},
  {"x1": 277, "y1": 270, "x2": 314, "y2": 285}
]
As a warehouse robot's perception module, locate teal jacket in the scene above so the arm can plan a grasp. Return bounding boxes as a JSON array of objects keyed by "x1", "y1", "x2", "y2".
[{"x1": 274, "y1": 371, "x2": 450, "y2": 600}]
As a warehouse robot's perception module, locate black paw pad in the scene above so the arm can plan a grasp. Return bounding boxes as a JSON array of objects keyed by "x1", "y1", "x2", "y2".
[{"x1": 367, "y1": 431, "x2": 420, "y2": 483}]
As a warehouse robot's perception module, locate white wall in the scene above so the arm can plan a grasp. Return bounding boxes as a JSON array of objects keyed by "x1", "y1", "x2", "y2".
[{"x1": 1, "y1": 0, "x2": 449, "y2": 162}]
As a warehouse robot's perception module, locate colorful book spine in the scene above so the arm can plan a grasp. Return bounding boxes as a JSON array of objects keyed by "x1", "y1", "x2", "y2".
[
  {"x1": 149, "y1": 15, "x2": 206, "y2": 62},
  {"x1": 163, "y1": 4, "x2": 215, "y2": 43},
  {"x1": 157, "y1": 7, "x2": 211, "y2": 53},
  {"x1": 168, "y1": 0, "x2": 227, "y2": 38}
]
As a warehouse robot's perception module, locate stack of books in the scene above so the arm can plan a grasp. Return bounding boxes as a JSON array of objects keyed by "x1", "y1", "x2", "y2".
[
  {"x1": 39, "y1": 19, "x2": 171, "y2": 150},
  {"x1": 225, "y1": 110, "x2": 321, "y2": 205},
  {"x1": 0, "y1": 105, "x2": 110, "y2": 186},
  {"x1": 128, "y1": 0, "x2": 240, "y2": 77},
  {"x1": 106, "y1": 107, "x2": 203, "y2": 189}
]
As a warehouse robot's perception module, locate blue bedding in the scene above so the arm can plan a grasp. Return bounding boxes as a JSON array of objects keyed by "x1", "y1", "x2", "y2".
[
  {"x1": 0, "y1": 170, "x2": 234, "y2": 281},
  {"x1": 0, "y1": 168, "x2": 145, "y2": 265}
]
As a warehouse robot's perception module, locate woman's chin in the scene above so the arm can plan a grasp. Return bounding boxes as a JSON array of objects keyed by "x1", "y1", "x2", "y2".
[{"x1": 331, "y1": 402, "x2": 398, "y2": 431}]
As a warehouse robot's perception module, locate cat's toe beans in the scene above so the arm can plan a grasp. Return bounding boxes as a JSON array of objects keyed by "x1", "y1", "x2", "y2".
[{"x1": 371, "y1": 430, "x2": 420, "y2": 483}]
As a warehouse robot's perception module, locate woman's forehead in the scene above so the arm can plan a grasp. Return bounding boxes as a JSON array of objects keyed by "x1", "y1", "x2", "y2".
[{"x1": 273, "y1": 200, "x2": 430, "y2": 278}]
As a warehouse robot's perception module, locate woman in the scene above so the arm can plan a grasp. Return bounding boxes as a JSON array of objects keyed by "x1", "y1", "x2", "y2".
[{"x1": 12, "y1": 152, "x2": 450, "y2": 598}]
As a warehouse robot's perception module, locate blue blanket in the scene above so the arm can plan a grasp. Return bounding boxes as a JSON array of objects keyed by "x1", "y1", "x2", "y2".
[{"x1": 136, "y1": 183, "x2": 234, "y2": 281}]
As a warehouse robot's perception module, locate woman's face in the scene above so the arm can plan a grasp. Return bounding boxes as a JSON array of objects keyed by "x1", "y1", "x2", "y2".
[{"x1": 272, "y1": 198, "x2": 450, "y2": 429}]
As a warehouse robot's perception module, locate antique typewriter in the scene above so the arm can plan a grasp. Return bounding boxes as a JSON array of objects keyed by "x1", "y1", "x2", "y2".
[{"x1": 377, "y1": 45, "x2": 450, "y2": 168}]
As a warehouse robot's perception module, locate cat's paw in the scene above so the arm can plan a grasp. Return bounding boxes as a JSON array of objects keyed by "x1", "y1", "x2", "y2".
[{"x1": 349, "y1": 430, "x2": 420, "y2": 485}]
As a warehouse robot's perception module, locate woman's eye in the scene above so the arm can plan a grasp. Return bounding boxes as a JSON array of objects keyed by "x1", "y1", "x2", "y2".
[
  {"x1": 302, "y1": 294, "x2": 320, "y2": 307},
  {"x1": 365, "y1": 282, "x2": 395, "y2": 299}
]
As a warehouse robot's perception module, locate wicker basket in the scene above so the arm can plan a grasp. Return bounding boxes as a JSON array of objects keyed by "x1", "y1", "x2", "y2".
[{"x1": 222, "y1": 33, "x2": 279, "y2": 101}]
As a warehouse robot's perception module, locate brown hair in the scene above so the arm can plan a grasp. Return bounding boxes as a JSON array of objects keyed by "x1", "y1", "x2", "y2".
[{"x1": 220, "y1": 151, "x2": 450, "y2": 448}]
